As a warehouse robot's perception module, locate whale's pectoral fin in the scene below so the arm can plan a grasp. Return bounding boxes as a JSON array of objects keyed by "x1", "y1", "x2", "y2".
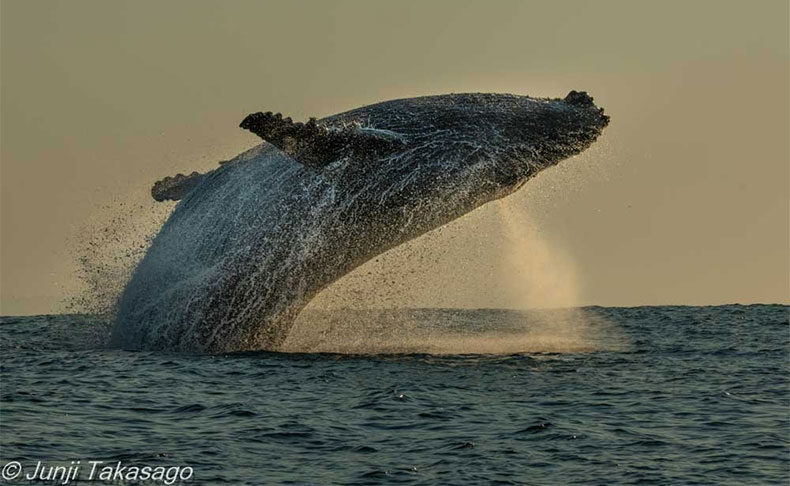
[
  {"x1": 240, "y1": 112, "x2": 404, "y2": 169},
  {"x1": 152, "y1": 171, "x2": 206, "y2": 202}
]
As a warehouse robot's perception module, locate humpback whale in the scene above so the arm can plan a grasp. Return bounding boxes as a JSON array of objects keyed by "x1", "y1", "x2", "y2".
[{"x1": 111, "y1": 91, "x2": 609, "y2": 352}]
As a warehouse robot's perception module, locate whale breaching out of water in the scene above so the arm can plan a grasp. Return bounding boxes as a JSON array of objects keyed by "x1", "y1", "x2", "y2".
[{"x1": 111, "y1": 91, "x2": 609, "y2": 352}]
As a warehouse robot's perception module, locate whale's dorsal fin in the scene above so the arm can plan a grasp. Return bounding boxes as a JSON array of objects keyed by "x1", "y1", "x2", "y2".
[
  {"x1": 150, "y1": 148, "x2": 262, "y2": 202},
  {"x1": 152, "y1": 171, "x2": 205, "y2": 202},
  {"x1": 239, "y1": 112, "x2": 404, "y2": 169}
]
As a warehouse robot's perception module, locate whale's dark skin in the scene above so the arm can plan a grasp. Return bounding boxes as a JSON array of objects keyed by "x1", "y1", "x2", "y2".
[{"x1": 112, "y1": 91, "x2": 609, "y2": 352}]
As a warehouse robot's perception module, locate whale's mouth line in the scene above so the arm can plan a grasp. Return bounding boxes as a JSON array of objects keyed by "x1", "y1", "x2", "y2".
[{"x1": 113, "y1": 91, "x2": 610, "y2": 353}]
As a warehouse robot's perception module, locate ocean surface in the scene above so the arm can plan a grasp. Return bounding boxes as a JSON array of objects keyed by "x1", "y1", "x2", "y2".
[{"x1": 0, "y1": 305, "x2": 787, "y2": 485}]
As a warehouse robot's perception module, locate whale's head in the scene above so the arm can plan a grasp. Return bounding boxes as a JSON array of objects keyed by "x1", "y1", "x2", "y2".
[
  {"x1": 311, "y1": 91, "x2": 610, "y2": 219},
  {"x1": 463, "y1": 90, "x2": 610, "y2": 189}
]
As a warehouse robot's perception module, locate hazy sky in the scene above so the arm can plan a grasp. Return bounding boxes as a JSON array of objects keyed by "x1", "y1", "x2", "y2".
[{"x1": 1, "y1": 0, "x2": 788, "y2": 314}]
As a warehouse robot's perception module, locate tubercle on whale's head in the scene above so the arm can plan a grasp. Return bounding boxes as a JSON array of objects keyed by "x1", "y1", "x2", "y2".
[
  {"x1": 544, "y1": 90, "x2": 609, "y2": 156},
  {"x1": 559, "y1": 90, "x2": 610, "y2": 136}
]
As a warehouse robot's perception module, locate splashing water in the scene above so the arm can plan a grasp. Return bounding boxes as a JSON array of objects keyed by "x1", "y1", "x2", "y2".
[
  {"x1": 63, "y1": 200, "x2": 172, "y2": 319},
  {"x1": 491, "y1": 199, "x2": 619, "y2": 353},
  {"x1": 66, "y1": 155, "x2": 622, "y2": 354},
  {"x1": 66, "y1": 185, "x2": 623, "y2": 354},
  {"x1": 284, "y1": 198, "x2": 624, "y2": 354},
  {"x1": 495, "y1": 201, "x2": 580, "y2": 309}
]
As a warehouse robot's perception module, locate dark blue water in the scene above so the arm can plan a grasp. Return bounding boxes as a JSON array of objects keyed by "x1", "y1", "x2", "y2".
[{"x1": 1, "y1": 305, "x2": 788, "y2": 485}]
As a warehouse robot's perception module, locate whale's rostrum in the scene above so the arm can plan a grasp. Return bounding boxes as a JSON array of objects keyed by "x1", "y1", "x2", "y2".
[{"x1": 113, "y1": 91, "x2": 609, "y2": 352}]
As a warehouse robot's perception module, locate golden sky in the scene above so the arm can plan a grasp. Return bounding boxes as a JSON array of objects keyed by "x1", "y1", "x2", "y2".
[{"x1": 1, "y1": 0, "x2": 788, "y2": 314}]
